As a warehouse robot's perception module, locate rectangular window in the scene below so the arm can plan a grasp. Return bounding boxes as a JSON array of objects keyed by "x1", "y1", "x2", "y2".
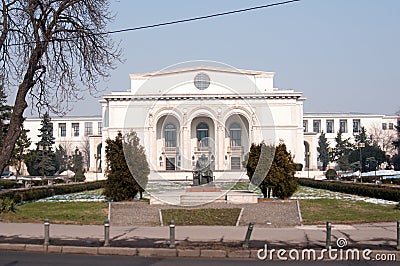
[
  {"x1": 84, "y1": 122, "x2": 93, "y2": 136},
  {"x1": 339, "y1": 119, "x2": 347, "y2": 133},
  {"x1": 230, "y1": 130, "x2": 241, "y2": 147},
  {"x1": 326, "y1": 120, "x2": 334, "y2": 133},
  {"x1": 313, "y1": 120, "x2": 321, "y2": 133},
  {"x1": 353, "y1": 119, "x2": 360, "y2": 133},
  {"x1": 303, "y1": 120, "x2": 308, "y2": 132},
  {"x1": 389, "y1": 123, "x2": 394, "y2": 130},
  {"x1": 231, "y1": 157, "x2": 241, "y2": 170},
  {"x1": 72, "y1": 123, "x2": 79, "y2": 137},
  {"x1": 382, "y1": 123, "x2": 387, "y2": 130},
  {"x1": 59, "y1": 123, "x2": 66, "y2": 137},
  {"x1": 165, "y1": 129, "x2": 176, "y2": 147},
  {"x1": 98, "y1": 122, "x2": 103, "y2": 135}
]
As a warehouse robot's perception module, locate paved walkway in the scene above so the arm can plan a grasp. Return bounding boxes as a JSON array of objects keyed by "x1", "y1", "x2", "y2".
[
  {"x1": 0, "y1": 222, "x2": 398, "y2": 250},
  {"x1": 110, "y1": 201, "x2": 302, "y2": 227}
]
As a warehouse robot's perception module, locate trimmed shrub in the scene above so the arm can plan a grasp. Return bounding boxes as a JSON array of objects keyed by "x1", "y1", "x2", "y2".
[
  {"x1": 297, "y1": 178, "x2": 400, "y2": 202},
  {"x1": 325, "y1": 169, "x2": 338, "y2": 180}
]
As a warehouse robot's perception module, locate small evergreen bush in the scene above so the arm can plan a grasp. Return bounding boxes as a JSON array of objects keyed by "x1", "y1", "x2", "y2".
[{"x1": 0, "y1": 198, "x2": 16, "y2": 213}]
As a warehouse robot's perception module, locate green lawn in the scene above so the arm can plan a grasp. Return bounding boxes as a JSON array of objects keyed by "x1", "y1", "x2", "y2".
[
  {"x1": 299, "y1": 198, "x2": 400, "y2": 224},
  {"x1": 0, "y1": 202, "x2": 108, "y2": 225},
  {"x1": 161, "y1": 208, "x2": 242, "y2": 226}
]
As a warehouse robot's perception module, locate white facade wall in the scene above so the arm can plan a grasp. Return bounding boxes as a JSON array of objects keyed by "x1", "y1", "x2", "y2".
[{"x1": 101, "y1": 67, "x2": 305, "y2": 176}]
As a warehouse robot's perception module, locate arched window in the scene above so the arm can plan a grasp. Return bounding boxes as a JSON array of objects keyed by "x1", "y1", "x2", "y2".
[
  {"x1": 164, "y1": 124, "x2": 176, "y2": 147},
  {"x1": 197, "y1": 123, "x2": 209, "y2": 147},
  {"x1": 230, "y1": 123, "x2": 241, "y2": 147}
]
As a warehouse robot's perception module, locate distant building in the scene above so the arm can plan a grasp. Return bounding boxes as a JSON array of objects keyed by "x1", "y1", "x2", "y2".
[
  {"x1": 303, "y1": 113, "x2": 398, "y2": 170},
  {"x1": 24, "y1": 116, "x2": 102, "y2": 172},
  {"x1": 24, "y1": 67, "x2": 399, "y2": 179}
]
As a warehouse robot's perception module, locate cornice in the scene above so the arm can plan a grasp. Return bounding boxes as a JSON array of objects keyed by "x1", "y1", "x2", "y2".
[{"x1": 103, "y1": 93, "x2": 303, "y2": 102}]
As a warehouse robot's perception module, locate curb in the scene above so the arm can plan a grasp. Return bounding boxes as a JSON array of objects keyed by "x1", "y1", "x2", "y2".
[
  {"x1": 0, "y1": 244, "x2": 399, "y2": 260},
  {"x1": 0, "y1": 243, "x2": 255, "y2": 259}
]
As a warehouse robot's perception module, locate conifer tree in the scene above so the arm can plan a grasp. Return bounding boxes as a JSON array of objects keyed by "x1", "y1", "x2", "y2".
[
  {"x1": 355, "y1": 126, "x2": 370, "y2": 146},
  {"x1": 103, "y1": 131, "x2": 149, "y2": 201},
  {"x1": 331, "y1": 130, "x2": 353, "y2": 171},
  {"x1": 10, "y1": 126, "x2": 31, "y2": 176},
  {"x1": 317, "y1": 132, "x2": 330, "y2": 171},
  {"x1": 123, "y1": 131, "x2": 150, "y2": 199},
  {"x1": 54, "y1": 145, "x2": 68, "y2": 174},
  {"x1": 246, "y1": 141, "x2": 298, "y2": 199},
  {"x1": 35, "y1": 113, "x2": 56, "y2": 176}
]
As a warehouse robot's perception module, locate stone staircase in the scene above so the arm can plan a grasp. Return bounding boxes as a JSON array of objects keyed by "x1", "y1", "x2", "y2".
[{"x1": 180, "y1": 192, "x2": 226, "y2": 206}]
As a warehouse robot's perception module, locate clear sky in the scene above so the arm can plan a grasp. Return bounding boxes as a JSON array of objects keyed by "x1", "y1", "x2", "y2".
[{"x1": 63, "y1": 0, "x2": 400, "y2": 116}]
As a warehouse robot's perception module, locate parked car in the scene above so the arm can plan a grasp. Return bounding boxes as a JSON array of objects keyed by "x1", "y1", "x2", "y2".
[{"x1": 1, "y1": 170, "x2": 13, "y2": 178}]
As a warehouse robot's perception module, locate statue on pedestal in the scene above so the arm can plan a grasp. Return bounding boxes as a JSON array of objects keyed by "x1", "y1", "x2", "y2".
[{"x1": 192, "y1": 154, "x2": 213, "y2": 186}]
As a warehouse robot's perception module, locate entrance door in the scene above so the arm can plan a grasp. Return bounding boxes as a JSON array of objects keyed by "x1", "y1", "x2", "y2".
[{"x1": 166, "y1": 157, "x2": 176, "y2": 171}]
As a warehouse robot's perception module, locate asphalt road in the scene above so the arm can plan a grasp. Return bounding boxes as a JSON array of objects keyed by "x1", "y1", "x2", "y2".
[{"x1": 0, "y1": 252, "x2": 398, "y2": 266}]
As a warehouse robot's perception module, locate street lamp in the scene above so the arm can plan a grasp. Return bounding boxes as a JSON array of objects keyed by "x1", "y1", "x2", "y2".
[
  {"x1": 305, "y1": 151, "x2": 310, "y2": 178},
  {"x1": 357, "y1": 143, "x2": 365, "y2": 183},
  {"x1": 94, "y1": 153, "x2": 100, "y2": 181}
]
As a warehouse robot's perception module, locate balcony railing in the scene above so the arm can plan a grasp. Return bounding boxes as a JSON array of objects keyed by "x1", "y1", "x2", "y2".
[
  {"x1": 194, "y1": 146, "x2": 211, "y2": 152},
  {"x1": 228, "y1": 146, "x2": 243, "y2": 153},
  {"x1": 164, "y1": 146, "x2": 178, "y2": 153}
]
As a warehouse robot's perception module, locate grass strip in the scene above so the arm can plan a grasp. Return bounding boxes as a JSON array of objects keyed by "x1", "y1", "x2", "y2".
[
  {"x1": 0, "y1": 202, "x2": 108, "y2": 225},
  {"x1": 161, "y1": 208, "x2": 241, "y2": 226},
  {"x1": 299, "y1": 198, "x2": 400, "y2": 224}
]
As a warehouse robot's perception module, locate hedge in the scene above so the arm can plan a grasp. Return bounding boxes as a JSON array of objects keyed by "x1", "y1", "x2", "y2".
[
  {"x1": 297, "y1": 178, "x2": 400, "y2": 202},
  {"x1": 0, "y1": 180, "x2": 24, "y2": 190},
  {"x1": 340, "y1": 175, "x2": 400, "y2": 185},
  {"x1": 0, "y1": 181, "x2": 105, "y2": 204}
]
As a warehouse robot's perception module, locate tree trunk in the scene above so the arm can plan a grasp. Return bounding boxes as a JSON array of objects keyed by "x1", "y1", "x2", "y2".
[{"x1": 0, "y1": 47, "x2": 45, "y2": 174}]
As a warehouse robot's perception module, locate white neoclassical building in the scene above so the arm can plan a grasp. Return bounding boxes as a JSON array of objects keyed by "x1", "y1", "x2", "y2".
[
  {"x1": 23, "y1": 66, "x2": 399, "y2": 180},
  {"x1": 99, "y1": 66, "x2": 305, "y2": 179}
]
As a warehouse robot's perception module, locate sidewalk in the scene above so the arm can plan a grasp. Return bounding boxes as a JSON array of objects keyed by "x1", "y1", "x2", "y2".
[{"x1": 0, "y1": 222, "x2": 398, "y2": 250}]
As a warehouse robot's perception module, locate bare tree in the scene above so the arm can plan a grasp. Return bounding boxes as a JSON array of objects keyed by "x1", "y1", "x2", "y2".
[
  {"x1": 0, "y1": 0, "x2": 121, "y2": 173},
  {"x1": 369, "y1": 123, "x2": 397, "y2": 156},
  {"x1": 80, "y1": 136, "x2": 90, "y2": 171},
  {"x1": 58, "y1": 139, "x2": 73, "y2": 155}
]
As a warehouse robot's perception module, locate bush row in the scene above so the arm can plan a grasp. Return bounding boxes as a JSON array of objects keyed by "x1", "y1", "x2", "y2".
[
  {"x1": 339, "y1": 175, "x2": 400, "y2": 185},
  {"x1": 0, "y1": 181, "x2": 105, "y2": 204},
  {"x1": 297, "y1": 178, "x2": 400, "y2": 202},
  {"x1": 0, "y1": 179, "x2": 24, "y2": 190}
]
